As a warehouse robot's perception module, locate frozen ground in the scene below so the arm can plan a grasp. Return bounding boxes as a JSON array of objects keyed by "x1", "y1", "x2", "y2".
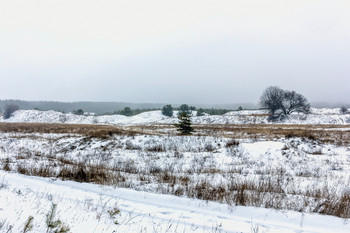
[
  {"x1": 1, "y1": 108, "x2": 350, "y2": 232},
  {"x1": 1, "y1": 171, "x2": 349, "y2": 233},
  {"x1": 1, "y1": 108, "x2": 350, "y2": 125},
  {"x1": 0, "y1": 130, "x2": 350, "y2": 232}
]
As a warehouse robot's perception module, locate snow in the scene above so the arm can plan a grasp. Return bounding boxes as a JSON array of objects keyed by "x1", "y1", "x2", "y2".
[
  {"x1": 1, "y1": 108, "x2": 350, "y2": 125},
  {"x1": 1, "y1": 171, "x2": 349, "y2": 233},
  {"x1": 242, "y1": 141, "x2": 284, "y2": 159},
  {"x1": 1, "y1": 132, "x2": 350, "y2": 219},
  {"x1": 1, "y1": 107, "x2": 350, "y2": 232}
]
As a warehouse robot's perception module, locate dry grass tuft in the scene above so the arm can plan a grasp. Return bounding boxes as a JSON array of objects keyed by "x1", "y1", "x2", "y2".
[{"x1": 225, "y1": 139, "x2": 240, "y2": 148}]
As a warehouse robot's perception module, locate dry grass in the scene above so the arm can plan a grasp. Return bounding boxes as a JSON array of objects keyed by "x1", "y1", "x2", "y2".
[
  {"x1": 225, "y1": 139, "x2": 240, "y2": 148},
  {"x1": 1, "y1": 122, "x2": 349, "y2": 145},
  {"x1": 131, "y1": 123, "x2": 350, "y2": 147},
  {"x1": 0, "y1": 122, "x2": 140, "y2": 138},
  {"x1": 191, "y1": 124, "x2": 350, "y2": 144},
  {"x1": 3, "y1": 152, "x2": 350, "y2": 218}
]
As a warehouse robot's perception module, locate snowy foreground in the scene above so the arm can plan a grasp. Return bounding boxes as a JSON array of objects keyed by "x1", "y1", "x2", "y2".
[
  {"x1": 1, "y1": 108, "x2": 350, "y2": 232},
  {"x1": 1, "y1": 108, "x2": 350, "y2": 125},
  {"x1": 1, "y1": 130, "x2": 350, "y2": 232},
  {"x1": 1, "y1": 171, "x2": 349, "y2": 233}
]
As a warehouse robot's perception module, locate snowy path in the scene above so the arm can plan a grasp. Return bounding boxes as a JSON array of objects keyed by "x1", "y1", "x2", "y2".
[{"x1": 0, "y1": 171, "x2": 349, "y2": 233}]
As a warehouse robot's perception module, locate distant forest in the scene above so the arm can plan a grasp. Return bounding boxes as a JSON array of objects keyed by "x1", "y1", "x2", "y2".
[
  {"x1": 0, "y1": 99, "x2": 347, "y2": 115},
  {"x1": 0, "y1": 100, "x2": 257, "y2": 115},
  {"x1": 0, "y1": 100, "x2": 164, "y2": 115}
]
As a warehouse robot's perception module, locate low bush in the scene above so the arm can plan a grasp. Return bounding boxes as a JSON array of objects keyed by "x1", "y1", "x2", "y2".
[{"x1": 225, "y1": 139, "x2": 240, "y2": 148}]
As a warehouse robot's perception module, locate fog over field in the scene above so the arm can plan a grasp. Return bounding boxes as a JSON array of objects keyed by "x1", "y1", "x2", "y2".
[{"x1": 1, "y1": 0, "x2": 349, "y2": 104}]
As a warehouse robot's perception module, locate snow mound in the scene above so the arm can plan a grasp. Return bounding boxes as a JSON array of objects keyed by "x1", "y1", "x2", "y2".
[{"x1": 1, "y1": 108, "x2": 350, "y2": 125}]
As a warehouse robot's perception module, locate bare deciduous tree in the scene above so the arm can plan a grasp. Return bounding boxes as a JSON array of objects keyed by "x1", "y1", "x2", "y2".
[
  {"x1": 260, "y1": 86, "x2": 310, "y2": 120},
  {"x1": 259, "y1": 86, "x2": 284, "y2": 115},
  {"x1": 281, "y1": 90, "x2": 310, "y2": 115}
]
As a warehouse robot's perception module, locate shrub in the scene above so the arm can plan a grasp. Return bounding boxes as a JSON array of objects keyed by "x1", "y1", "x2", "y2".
[
  {"x1": 73, "y1": 109, "x2": 84, "y2": 115},
  {"x1": 145, "y1": 144, "x2": 165, "y2": 152},
  {"x1": 2, "y1": 158, "x2": 11, "y2": 171},
  {"x1": 340, "y1": 106, "x2": 348, "y2": 114},
  {"x1": 3, "y1": 104, "x2": 19, "y2": 119},
  {"x1": 162, "y1": 105, "x2": 173, "y2": 117},
  {"x1": 107, "y1": 205, "x2": 121, "y2": 224},
  {"x1": 118, "y1": 107, "x2": 132, "y2": 116},
  {"x1": 225, "y1": 139, "x2": 240, "y2": 148}
]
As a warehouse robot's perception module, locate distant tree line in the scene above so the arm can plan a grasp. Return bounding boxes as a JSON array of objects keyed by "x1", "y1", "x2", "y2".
[
  {"x1": 161, "y1": 104, "x2": 234, "y2": 117},
  {"x1": 196, "y1": 108, "x2": 232, "y2": 116},
  {"x1": 115, "y1": 107, "x2": 160, "y2": 116},
  {"x1": 0, "y1": 100, "x2": 260, "y2": 117},
  {"x1": 2, "y1": 87, "x2": 347, "y2": 124},
  {"x1": 0, "y1": 100, "x2": 164, "y2": 115}
]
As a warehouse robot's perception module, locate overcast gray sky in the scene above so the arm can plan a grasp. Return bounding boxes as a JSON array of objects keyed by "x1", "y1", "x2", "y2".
[{"x1": 0, "y1": 0, "x2": 349, "y2": 104}]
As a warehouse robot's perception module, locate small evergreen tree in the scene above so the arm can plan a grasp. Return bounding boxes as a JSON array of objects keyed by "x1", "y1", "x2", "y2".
[
  {"x1": 175, "y1": 112, "x2": 194, "y2": 135},
  {"x1": 162, "y1": 104, "x2": 173, "y2": 117}
]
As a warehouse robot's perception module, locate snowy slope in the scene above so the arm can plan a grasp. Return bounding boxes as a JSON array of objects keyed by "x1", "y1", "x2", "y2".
[
  {"x1": 1, "y1": 108, "x2": 350, "y2": 125},
  {"x1": 1, "y1": 171, "x2": 349, "y2": 233}
]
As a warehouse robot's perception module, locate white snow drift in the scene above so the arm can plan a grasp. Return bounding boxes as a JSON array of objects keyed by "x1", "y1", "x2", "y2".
[
  {"x1": 1, "y1": 171, "x2": 349, "y2": 233},
  {"x1": 1, "y1": 108, "x2": 350, "y2": 125}
]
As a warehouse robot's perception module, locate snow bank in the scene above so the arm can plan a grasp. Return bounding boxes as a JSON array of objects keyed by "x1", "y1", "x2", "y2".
[
  {"x1": 1, "y1": 171, "x2": 349, "y2": 233},
  {"x1": 1, "y1": 108, "x2": 350, "y2": 125}
]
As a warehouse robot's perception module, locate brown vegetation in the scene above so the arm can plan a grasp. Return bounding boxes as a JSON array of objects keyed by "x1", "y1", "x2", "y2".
[
  {"x1": 0, "y1": 122, "x2": 139, "y2": 138},
  {"x1": 1, "y1": 122, "x2": 349, "y2": 145}
]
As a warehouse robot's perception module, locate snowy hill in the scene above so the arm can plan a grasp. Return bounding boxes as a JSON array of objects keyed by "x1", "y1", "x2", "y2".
[{"x1": 1, "y1": 108, "x2": 350, "y2": 125}]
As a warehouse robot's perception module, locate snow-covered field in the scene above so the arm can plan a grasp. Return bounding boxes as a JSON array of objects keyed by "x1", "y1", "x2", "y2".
[
  {"x1": 1, "y1": 108, "x2": 350, "y2": 125},
  {"x1": 1, "y1": 171, "x2": 349, "y2": 233},
  {"x1": 1, "y1": 108, "x2": 350, "y2": 232}
]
